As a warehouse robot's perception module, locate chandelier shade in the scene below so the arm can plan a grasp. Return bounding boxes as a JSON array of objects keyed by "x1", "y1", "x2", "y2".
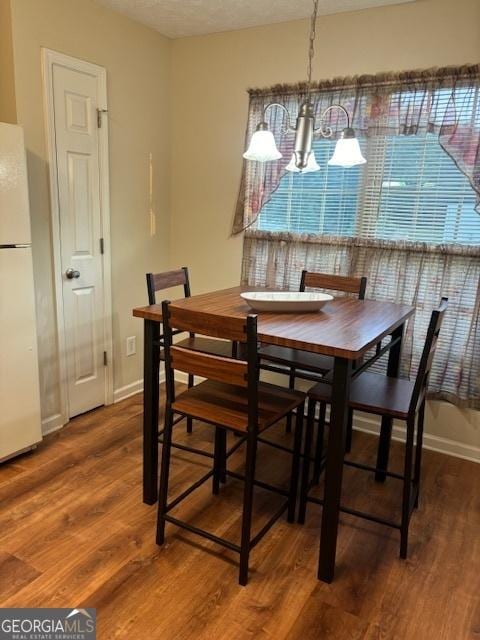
[
  {"x1": 328, "y1": 129, "x2": 367, "y2": 167},
  {"x1": 286, "y1": 150, "x2": 320, "y2": 173},
  {"x1": 243, "y1": 125, "x2": 282, "y2": 162}
]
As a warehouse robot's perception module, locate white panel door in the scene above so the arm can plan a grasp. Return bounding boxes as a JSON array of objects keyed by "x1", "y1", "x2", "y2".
[
  {"x1": 0, "y1": 123, "x2": 32, "y2": 245},
  {"x1": 53, "y1": 63, "x2": 105, "y2": 417}
]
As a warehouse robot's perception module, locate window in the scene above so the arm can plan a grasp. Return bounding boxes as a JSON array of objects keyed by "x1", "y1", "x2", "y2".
[
  {"x1": 258, "y1": 133, "x2": 480, "y2": 246},
  {"x1": 241, "y1": 70, "x2": 480, "y2": 408},
  {"x1": 258, "y1": 139, "x2": 362, "y2": 236}
]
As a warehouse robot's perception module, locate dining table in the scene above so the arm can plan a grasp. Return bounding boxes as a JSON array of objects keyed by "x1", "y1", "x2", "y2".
[{"x1": 133, "y1": 286, "x2": 414, "y2": 583}]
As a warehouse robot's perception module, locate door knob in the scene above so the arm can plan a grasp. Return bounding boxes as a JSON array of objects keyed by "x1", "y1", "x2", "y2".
[{"x1": 66, "y1": 268, "x2": 81, "y2": 279}]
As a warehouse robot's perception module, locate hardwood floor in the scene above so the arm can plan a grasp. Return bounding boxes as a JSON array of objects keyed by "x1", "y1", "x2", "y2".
[{"x1": 1, "y1": 387, "x2": 479, "y2": 639}]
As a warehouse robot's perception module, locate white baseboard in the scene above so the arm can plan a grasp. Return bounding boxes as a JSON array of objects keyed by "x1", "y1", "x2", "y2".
[
  {"x1": 353, "y1": 414, "x2": 480, "y2": 464},
  {"x1": 174, "y1": 371, "x2": 190, "y2": 385},
  {"x1": 113, "y1": 371, "x2": 166, "y2": 404},
  {"x1": 43, "y1": 371, "x2": 173, "y2": 438},
  {"x1": 41, "y1": 412, "x2": 67, "y2": 436},
  {"x1": 113, "y1": 379, "x2": 144, "y2": 403}
]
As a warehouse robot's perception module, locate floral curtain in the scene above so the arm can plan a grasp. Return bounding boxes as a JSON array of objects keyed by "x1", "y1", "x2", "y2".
[
  {"x1": 233, "y1": 64, "x2": 480, "y2": 234},
  {"x1": 242, "y1": 231, "x2": 480, "y2": 408}
]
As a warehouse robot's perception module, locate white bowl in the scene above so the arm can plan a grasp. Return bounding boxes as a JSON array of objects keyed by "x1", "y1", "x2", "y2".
[{"x1": 240, "y1": 291, "x2": 333, "y2": 313}]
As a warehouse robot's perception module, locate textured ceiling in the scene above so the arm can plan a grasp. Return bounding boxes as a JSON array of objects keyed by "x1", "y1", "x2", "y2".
[{"x1": 95, "y1": 0, "x2": 416, "y2": 39}]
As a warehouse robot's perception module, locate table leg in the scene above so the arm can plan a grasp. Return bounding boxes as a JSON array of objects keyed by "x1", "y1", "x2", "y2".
[
  {"x1": 318, "y1": 356, "x2": 352, "y2": 583},
  {"x1": 375, "y1": 323, "x2": 405, "y2": 483},
  {"x1": 143, "y1": 319, "x2": 160, "y2": 504}
]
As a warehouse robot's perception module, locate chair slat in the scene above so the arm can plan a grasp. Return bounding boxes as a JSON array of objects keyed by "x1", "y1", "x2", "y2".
[
  {"x1": 171, "y1": 346, "x2": 247, "y2": 387},
  {"x1": 151, "y1": 269, "x2": 187, "y2": 292},
  {"x1": 169, "y1": 306, "x2": 249, "y2": 342},
  {"x1": 301, "y1": 271, "x2": 366, "y2": 297}
]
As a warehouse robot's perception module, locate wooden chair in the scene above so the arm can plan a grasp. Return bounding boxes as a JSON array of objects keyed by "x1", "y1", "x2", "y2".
[
  {"x1": 146, "y1": 267, "x2": 233, "y2": 435},
  {"x1": 298, "y1": 298, "x2": 448, "y2": 560},
  {"x1": 156, "y1": 301, "x2": 306, "y2": 585},
  {"x1": 259, "y1": 270, "x2": 367, "y2": 449}
]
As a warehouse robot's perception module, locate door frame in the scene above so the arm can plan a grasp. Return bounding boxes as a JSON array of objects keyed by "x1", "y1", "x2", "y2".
[{"x1": 42, "y1": 48, "x2": 114, "y2": 423}]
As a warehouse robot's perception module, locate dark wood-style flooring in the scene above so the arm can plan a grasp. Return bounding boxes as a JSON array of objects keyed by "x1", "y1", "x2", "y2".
[{"x1": 1, "y1": 387, "x2": 479, "y2": 639}]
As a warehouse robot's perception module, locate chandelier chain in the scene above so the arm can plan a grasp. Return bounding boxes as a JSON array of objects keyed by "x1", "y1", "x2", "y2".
[{"x1": 306, "y1": 0, "x2": 320, "y2": 94}]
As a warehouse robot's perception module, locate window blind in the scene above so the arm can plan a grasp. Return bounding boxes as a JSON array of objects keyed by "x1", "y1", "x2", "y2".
[
  {"x1": 258, "y1": 138, "x2": 362, "y2": 237},
  {"x1": 258, "y1": 134, "x2": 480, "y2": 246}
]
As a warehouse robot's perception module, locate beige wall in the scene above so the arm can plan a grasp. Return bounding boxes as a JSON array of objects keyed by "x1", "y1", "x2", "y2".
[
  {"x1": 2, "y1": 0, "x2": 479, "y2": 456},
  {"x1": 170, "y1": 0, "x2": 480, "y2": 458},
  {"x1": 0, "y1": 0, "x2": 17, "y2": 123},
  {"x1": 8, "y1": 0, "x2": 170, "y2": 426}
]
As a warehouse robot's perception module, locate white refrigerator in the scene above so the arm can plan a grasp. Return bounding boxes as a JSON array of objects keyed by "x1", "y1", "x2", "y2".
[{"x1": 0, "y1": 122, "x2": 42, "y2": 461}]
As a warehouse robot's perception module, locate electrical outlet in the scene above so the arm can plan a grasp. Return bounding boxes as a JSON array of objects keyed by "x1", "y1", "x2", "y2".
[{"x1": 126, "y1": 336, "x2": 136, "y2": 357}]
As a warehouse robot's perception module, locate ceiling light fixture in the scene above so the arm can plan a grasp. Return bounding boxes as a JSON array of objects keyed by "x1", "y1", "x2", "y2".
[{"x1": 243, "y1": 0, "x2": 366, "y2": 173}]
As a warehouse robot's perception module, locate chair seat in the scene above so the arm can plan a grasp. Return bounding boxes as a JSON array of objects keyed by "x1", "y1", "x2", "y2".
[
  {"x1": 172, "y1": 380, "x2": 305, "y2": 433},
  {"x1": 160, "y1": 336, "x2": 232, "y2": 361},
  {"x1": 308, "y1": 371, "x2": 415, "y2": 419},
  {"x1": 259, "y1": 345, "x2": 334, "y2": 376}
]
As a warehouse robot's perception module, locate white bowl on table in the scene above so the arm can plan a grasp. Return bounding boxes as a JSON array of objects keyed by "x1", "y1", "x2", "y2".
[{"x1": 240, "y1": 291, "x2": 333, "y2": 313}]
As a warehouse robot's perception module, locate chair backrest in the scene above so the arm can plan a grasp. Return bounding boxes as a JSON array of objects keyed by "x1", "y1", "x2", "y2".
[
  {"x1": 161, "y1": 301, "x2": 259, "y2": 430},
  {"x1": 409, "y1": 297, "x2": 448, "y2": 414},
  {"x1": 300, "y1": 270, "x2": 367, "y2": 299},
  {"x1": 146, "y1": 267, "x2": 191, "y2": 305}
]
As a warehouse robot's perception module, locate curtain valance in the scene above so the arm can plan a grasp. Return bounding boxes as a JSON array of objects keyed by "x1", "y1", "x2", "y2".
[{"x1": 233, "y1": 64, "x2": 480, "y2": 234}]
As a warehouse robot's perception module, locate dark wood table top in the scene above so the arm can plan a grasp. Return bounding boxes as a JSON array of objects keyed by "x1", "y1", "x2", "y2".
[{"x1": 133, "y1": 286, "x2": 414, "y2": 360}]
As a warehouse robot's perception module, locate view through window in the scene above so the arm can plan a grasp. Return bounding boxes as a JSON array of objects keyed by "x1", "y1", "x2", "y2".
[{"x1": 257, "y1": 133, "x2": 480, "y2": 246}]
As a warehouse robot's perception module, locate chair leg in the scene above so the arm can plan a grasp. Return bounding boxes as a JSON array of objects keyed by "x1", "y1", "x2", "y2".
[
  {"x1": 239, "y1": 431, "x2": 258, "y2": 586},
  {"x1": 312, "y1": 402, "x2": 326, "y2": 485},
  {"x1": 186, "y1": 375, "x2": 194, "y2": 433},
  {"x1": 288, "y1": 403, "x2": 305, "y2": 523},
  {"x1": 413, "y1": 399, "x2": 426, "y2": 509},
  {"x1": 298, "y1": 399, "x2": 316, "y2": 524},
  {"x1": 375, "y1": 416, "x2": 393, "y2": 483},
  {"x1": 345, "y1": 408, "x2": 353, "y2": 454},
  {"x1": 219, "y1": 427, "x2": 227, "y2": 485},
  {"x1": 400, "y1": 415, "x2": 415, "y2": 559},
  {"x1": 285, "y1": 368, "x2": 295, "y2": 433},
  {"x1": 213, "y1": 426, "x2": 222, "y2": 495},
  {"x1": 156, "y1": 405, "x2": 174, "y2": 545}
]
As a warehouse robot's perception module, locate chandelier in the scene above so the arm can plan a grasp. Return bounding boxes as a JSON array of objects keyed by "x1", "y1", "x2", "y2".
[{"x1": 243, "y1": 0, "x2": 366, "y2": 172}]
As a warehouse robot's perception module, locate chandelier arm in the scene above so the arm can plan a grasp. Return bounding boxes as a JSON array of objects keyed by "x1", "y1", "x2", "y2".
[
  {"x1": 262, "y1": 102, "x2": 296, "y2": 134},
  {"x1": 314, "y1": 104, "x2": 351, "y2": 138}
]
